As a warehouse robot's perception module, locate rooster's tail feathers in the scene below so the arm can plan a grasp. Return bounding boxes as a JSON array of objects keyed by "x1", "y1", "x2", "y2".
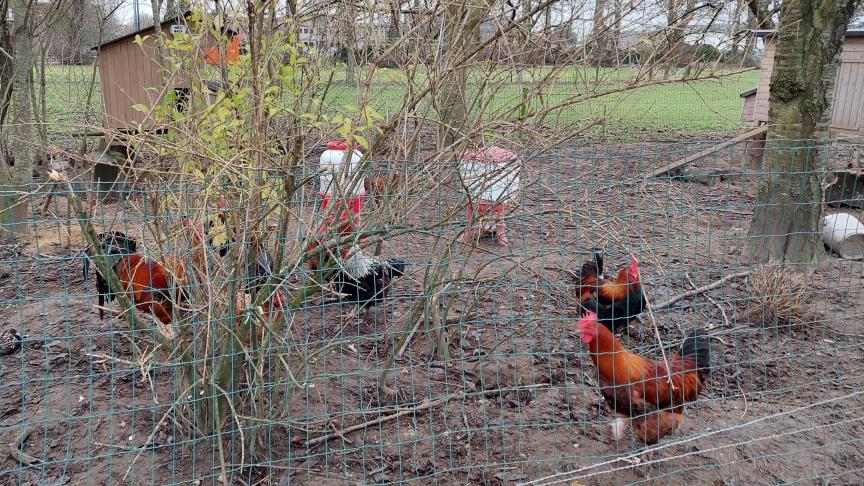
[{"x1": 681, "y1": 329, "x2": 712, "y2": 377}]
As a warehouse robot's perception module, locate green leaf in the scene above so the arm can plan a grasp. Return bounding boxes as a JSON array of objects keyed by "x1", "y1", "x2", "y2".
[
  {"x1": 131, "y1": 104, "x2": 149, "y2": 113},
  {"x1": 133, "y1": 35, "x2": 146, "y2": 46},
  {"x1": 353, "y1": 135, "x2": 369, "y2": 151}
]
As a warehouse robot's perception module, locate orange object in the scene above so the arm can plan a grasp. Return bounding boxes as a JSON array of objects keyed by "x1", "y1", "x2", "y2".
[
  {"x1": 317, "y1": 193, "x2": 366, "y2": 251},
  {"x1": 113, "y1": 254, "x2": 186, "y2": 325},
  {"x1": 576, "y1": 312, "x2": 711, "y2": 444},
  {"x1": 205, "y1": 35, "x2": 240, "y2": 65}
]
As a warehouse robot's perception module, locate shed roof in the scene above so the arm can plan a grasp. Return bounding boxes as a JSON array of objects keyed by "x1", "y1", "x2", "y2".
[
  {"x1": 740, "y1": 88, "x2": 757, "y2": 98},
  {"x1": 754, "y1": 29, "x2": 864, "y2": 38},
  {"x1": 91, "y1": 11, "x2": 238, "y2": 51}
]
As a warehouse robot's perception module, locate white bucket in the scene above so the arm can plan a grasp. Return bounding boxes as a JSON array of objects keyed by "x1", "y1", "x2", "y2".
[{"x1": 822, "y1": 212, "x2": 864, "y2": 258}]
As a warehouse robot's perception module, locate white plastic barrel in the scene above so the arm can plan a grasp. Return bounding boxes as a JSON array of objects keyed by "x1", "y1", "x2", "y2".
[
  {"x1": 823, "y1": 212, "x2": 864, "y2": 259},
  {"x1": 319, "y1": 140, "x2": 365, "y2": 197}
]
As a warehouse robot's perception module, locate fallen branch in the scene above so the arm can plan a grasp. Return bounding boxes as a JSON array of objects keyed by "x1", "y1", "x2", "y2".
[
  {"x1": 8, "y1": 426, "x2": 41, "y2": 466},
  {"x1": 305, "y1": 396, "x2": 449, "y2": 448},
  {"x1": 653, "y1": 270, "x2": 750, "y2": 310}
]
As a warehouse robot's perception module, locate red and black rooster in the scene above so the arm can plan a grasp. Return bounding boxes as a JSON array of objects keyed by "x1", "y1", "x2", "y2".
[{"x1": 572, "y1": 249, "x2": 645, "y2": 333}]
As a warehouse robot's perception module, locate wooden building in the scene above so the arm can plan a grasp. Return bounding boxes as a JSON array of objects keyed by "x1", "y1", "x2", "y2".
[
  {"x1": 741, "y1": 30, "x2": 864, "y2": 135},
  {"x1": 91, "y1": 11, "x2": 240, "y2": 133}
]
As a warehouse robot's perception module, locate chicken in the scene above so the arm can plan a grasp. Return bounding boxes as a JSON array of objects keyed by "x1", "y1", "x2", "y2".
[
  {"x1": 230, "y1": 236, "x2": 287, "y2": 346},
  {"x1": 113, "y1": 253, "x2": 186, "y2": 324},
  {"x1": 573, "y1": 251, "x2": 642, "y2": 303},
  {"x1": 84, "y1": 231, "x2": 139, "y2": 319},
  {"x1": 573, "y1": 251, "x2": 645, "y2": 333},
  {"x1": 236, "y1": 242, "x2": 287, "y2": 345},
  {"x1": 306, "y1": 240, "x2": 407, "y2": 319},
  {"x1": 235, "y1": 287, "x2": 286, "y2": 346},
  {"x1": 187, "y1": 197, "x2": 232, "y2": 257},
  {"x1": 576, "y1": 311, "x2": 712, "y2": 445},
  {"x1": 580, "y1": 292, "x2": 644, "y2": 334},
  {"x1": 334, "y1": 247, "x2": 407, "y2": 309},
  {"x1": 572, "y1": 248, "x2": 604, "y2": 302},
  {"x1": 84, "y1": 232, "x2": 187, "y2": 325}
]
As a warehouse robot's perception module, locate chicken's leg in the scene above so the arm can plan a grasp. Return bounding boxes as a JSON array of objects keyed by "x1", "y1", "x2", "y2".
[
  {"x1": 460, "y1": 203, "x2": 480, "y2": 244},
  {"x1": 610, "y1": 414, "x2": 629, "y2": 441},
  {"x1": 493, "y1": 221, "x2": 510, "y2": 247}
]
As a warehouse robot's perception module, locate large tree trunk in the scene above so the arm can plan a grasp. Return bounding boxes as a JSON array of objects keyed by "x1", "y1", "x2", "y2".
[
  {"x1": 0, "y1": 0, "x2": 36, "y2": 236},
  {"x1": 592, "y1": 0, "x2": 607, "y2": 63},
  {"x1": 0, "y1": 0, "x2": 11, "y2": 129},
  {"x1": 435, "y1": 0, "x2": 487, "y2": 151},
  {"x1": 747, "y1": 0, "x2": 861, "y2": 266}
]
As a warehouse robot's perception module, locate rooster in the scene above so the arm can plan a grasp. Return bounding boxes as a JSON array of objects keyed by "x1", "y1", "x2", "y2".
[
  {"x1": 306, "y1": 240, "x2": 407, "y2": 319},
  {"x1": 84, "y1": 232, "x2": 139, "y2": 320},
  {"x1": 576, "y1": 311, "x2": 712, "y2": 445},
  {"x1": 84, "y1": 232, "x2": 188, "y2": 325},
  {"x1": 573, "y1": 251, "x2": 645, "y2": 333}
]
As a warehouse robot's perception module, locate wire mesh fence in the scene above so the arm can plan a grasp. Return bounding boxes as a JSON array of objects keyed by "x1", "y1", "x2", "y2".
[{"x1": 1, "y1": 140, "x2": 863, "y2": 485}]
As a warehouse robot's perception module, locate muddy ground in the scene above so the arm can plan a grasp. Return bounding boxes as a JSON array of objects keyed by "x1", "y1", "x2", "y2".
[{"x1": 1, "y1": 138, "x2": 863, "y2": 485}]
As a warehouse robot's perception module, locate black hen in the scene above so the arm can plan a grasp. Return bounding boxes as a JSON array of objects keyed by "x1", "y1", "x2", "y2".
[
  {"x1": 333, "y1": 247, "x2": 407, "y2": 311},
  {"x1": 83, "y1": 232, "x2": 138, "y2": 319}
]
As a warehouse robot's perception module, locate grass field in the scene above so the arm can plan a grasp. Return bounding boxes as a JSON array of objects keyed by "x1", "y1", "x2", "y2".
[{"x1": 42, "y1": 64, "x2": 758, "y2": 139}]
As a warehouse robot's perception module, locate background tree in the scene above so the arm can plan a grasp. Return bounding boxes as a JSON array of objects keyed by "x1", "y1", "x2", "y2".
[
  {"x1": 0, "y1": 0, "x2": 36, "y2": 235},
  {"x1": 748, "y1": 0, "x2": 862, "y2": 265}
]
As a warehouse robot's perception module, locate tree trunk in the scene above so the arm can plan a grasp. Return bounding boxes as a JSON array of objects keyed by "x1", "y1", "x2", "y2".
[
  {"x1": 1, "y1": 0, "x2": 36, "y2": 236},
  {"x1": 746, "y1": 0, "x2": 775, "y2": 30},
  {"x1": 0, "y1": 0, "x2": 12, "y2": 129},
  {"x1": 747, "y1": 0, "x2": 861, "y2": 266},
  {"x1": 344, "y1": 2, "x2": 357, "y2": 84},
  {"x1": 592, "y1": 0, "x2": 607, "y2": 62},
  {"x1": 730, "y1": 0, "x2": 743, "y2": 56},
  {"x1": 435, "y1": 0, "x2": 486, "y2": 151}
]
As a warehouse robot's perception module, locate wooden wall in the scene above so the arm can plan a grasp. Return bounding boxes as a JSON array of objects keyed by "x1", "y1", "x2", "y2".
[
  {"x1": 830, "y1": 38, "x2": 864, "y2": 132},
  {"x1": 753, "y1": 39, "x2": 776, "y2": 123},
  {"x1": 745, "y1": 36, "x2": 864, "y2": 133},
  {"x1": 98, "y1": 24, "x2": 178, "y2": 130},
  {"x1": 97, "y1": 20, "x2": 231, "y2": 131},
  {"x1": 741, "y1": 94, "x2": 756, "y2": 123}
]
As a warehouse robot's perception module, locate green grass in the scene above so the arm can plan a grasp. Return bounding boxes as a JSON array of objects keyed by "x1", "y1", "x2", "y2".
[{"x1": 42, "y1": 64, "x2": 759, "y2": 140}]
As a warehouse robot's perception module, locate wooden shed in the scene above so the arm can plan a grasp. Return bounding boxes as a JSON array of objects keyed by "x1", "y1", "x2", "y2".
[
  {"x1": 741, "y1": 29, "x2": 864, "y2": 134},
  {"x1": 92, "y1": 11, "x2": 240, "y2": 134}
]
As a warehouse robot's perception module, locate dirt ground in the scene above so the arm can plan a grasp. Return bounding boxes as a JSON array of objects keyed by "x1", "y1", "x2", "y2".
[{"x1": 1, "y1": 138, "x2": 863, "y2": 485}]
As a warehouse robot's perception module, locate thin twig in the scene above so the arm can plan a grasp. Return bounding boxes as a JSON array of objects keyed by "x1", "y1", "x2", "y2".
[{"x1": 122, "y1": 382, "x2": 196, "y2": 481}]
